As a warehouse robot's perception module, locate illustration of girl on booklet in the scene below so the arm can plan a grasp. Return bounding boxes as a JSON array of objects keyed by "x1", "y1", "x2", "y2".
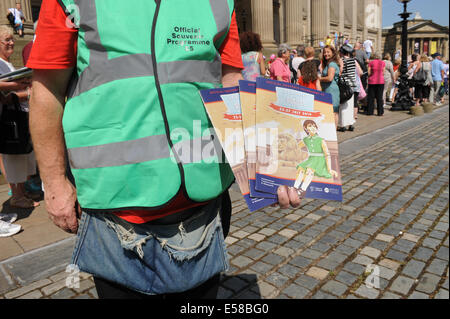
[{"x1": 294, "y1": 119, "x2": 338, "y2": 198}]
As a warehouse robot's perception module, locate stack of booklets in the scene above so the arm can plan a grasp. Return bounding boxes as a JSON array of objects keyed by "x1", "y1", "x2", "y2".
[{"x1": 200, "y1": 78, "x2": 343, "y2": 212}]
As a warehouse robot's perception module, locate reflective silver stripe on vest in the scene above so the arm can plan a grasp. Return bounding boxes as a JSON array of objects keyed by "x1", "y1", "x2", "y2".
[
  {"x1": 70, "y1": 54, "x2": 155, "y2": 98},
  {"x1": 210, "y1": 0, "x2": 230, "y2": 42},
  {"x1": 158, "y1": 56, "x2": 222, "y2": 86},
  {"x1": 68, "y1": 133, "x2": 224, "y2": 169},
  {"x1": 68, "y1": 135, "x2": 170, "y2": 169},
  {"x1": 172, "y1": 134, "x2": 223, "y2": 164}
]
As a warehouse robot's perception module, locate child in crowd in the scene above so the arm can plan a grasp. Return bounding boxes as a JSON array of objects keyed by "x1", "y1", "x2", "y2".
[{"x1": 297, "y1": 60, "x2": 321, "y2": 91}]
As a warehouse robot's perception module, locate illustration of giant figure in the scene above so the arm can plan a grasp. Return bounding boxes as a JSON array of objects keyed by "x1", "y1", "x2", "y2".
[{"x1": 294, "y1": 120, "x2": 338, "y2": 198}]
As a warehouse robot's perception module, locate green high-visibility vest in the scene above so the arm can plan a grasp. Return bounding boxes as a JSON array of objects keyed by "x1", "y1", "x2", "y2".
[{"x1": 58, "y1": 0, "x2": 235, "y2": 212}]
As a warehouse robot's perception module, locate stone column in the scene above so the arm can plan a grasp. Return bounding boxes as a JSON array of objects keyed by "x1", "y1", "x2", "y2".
[
  {"x1": 362, "y1": 0, "x2": 368, "y2": 42},
  {"x1": 352, "y1": 0, "x2": 358, "y2": 43},
  {"x1": 442, "y1": 38, "x2": 449, "y2": 60},
  {"x1": 305, "y1": 0, "x2": 311, "y2": 46},
  {"x1": 1, "y1": 0, "x2": 32, "y2": 28},
  {"x1": 251, "y1": 0, "x2": 277, "y2": 49},
  {"x1": 279, "y1": 0, "x2": 285, "y2": 43},
  {"x1": 311, "y1": 0, "x2": 330, "y2": 48},
  {"x1": 285, "y1": 0, "x2": 303, "y2": 47},
  {"x1": 339, "y1": 0, "x2": 345, "y2": 36},
  {"x1": 377, "y1": 0, "x2": 382, "y2": 53},
  {"x1": 0, "y1": 0, "x2": 15, "y2": 26}
]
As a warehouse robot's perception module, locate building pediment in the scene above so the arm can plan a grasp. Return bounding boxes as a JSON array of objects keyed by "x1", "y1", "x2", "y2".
[{"x1": 408, "y1": 21, "x2": 449, "y2": 33}]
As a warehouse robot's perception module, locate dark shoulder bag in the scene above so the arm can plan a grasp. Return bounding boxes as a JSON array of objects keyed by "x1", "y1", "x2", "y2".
[
  {"x1": 7, "y1": 12, "x2": 15, "y2": 26},
  {"x1": 337, "y1": 63, "x2": 354, "y2": 104},
  {"x1": 413, "y1": 63, "x2": 426, "y2": 83},
  {"x1": 0, "y1": 93, "x2": 33, "y2": 155}
]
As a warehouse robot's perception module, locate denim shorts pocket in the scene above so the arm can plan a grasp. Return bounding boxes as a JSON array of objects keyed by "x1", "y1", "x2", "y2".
[
  {"x1": 71, "y1": 198, "x2": 229, "y2": 295},
  {"x1": 70, "y1": 211, "x2": 91, "y2": 265}
]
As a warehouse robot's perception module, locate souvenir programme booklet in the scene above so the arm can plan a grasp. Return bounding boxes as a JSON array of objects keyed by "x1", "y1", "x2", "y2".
[
  {"x1": 200, "y1": 86, "x2": 277, "y2": 212},
  {"x1": 254, "y1": 77, "x2": 343, "y2": 201},
  {"x1": 238, "y1": 80, "x2": 276, "y2": 199}
]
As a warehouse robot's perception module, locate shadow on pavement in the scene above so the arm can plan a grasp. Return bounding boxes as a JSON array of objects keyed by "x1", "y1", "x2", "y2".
[
  {"x1": 1, "y1": 196, "x2": 41, "y2": 221},
  {"x1": 219, "y1": 273, "x2": 261, "y2": 299}
]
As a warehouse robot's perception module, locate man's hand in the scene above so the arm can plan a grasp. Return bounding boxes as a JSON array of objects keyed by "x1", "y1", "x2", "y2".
[
  {"x1": 277, "y1": 186, "x2": 302, "y2": 209},
  {"x1": 45, "y1": 178, "x2": 80, "y2": 233}
]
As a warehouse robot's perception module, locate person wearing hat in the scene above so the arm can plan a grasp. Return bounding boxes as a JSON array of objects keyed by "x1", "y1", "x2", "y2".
[
  {"x1": 269, "y1": 43, "x2": 292, "y2": 82},
  {"x1": 430, "y1": 53, "x2": 446, "y2": 106},
  {"x1": 337, "y1": 44, "x2": 361, "y2": 131}
]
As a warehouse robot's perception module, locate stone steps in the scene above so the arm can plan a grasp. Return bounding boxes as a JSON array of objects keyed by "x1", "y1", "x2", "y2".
[{"x1": 10, "y1": 33, "x2": 35, "y2": 68}]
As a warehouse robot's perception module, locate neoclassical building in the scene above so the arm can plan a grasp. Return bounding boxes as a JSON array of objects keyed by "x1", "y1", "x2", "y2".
[
  {"x1": 383, "y1": 12, "x2": 449, "y2": 61},
  {"x1": 235, "y1": 0, "x2": 383, "y2": 51}
]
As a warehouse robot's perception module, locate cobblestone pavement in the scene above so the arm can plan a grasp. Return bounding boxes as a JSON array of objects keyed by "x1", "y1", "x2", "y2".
[{"x1": 0, "y1": 107, "x2": 448, "y2": 299}]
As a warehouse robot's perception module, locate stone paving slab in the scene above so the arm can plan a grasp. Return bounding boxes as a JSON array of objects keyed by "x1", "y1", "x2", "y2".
[{"x1": 0, "y1": 106, "x2": 448, "y2": 299}]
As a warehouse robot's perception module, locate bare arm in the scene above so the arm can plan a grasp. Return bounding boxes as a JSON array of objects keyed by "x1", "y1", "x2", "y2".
[
  {"x1": 258, "y1": 52, "x2": 266, "y2": 77},
  {"x1": 322, "y1": 140, "x2": 338, "y2": 178},
  {"x1": 316, "y1": 79, "x2": 322, "y2": 91},
  {"x1": 355, "y1": 60, "x2": 363, "y2": 78},
  {"x1": 221, "y1": 64, "x2": 243, "y2": 87},
  {"x1": 320, "y1": 65, "x2": 335, "y2": 83},
  {"x1": 389, "y1": 62, "x2": 395, "y2": 82},
  {"x1": 0, "y1": 80, "x2": 29, "y2": 92},
  {"x1": 29, "y1": 68, "x2": 80, "y2": 233}
]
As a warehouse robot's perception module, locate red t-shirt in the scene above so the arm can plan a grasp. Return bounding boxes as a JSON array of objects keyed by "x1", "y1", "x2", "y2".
[
  {"x1": 27, "y1": 1, "x2": 243, "y2": 224},
  {"x1": 298, "y1": 77, "x2": 318, "y2": 90}
]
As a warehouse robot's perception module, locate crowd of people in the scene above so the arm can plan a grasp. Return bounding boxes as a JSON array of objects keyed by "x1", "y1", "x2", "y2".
[
  {"x1": 240, "y1": 32, "x2": 449, "y2": 131},
  {"x1": 0, "y1": 24, "x2": 41, "y2": 237}
]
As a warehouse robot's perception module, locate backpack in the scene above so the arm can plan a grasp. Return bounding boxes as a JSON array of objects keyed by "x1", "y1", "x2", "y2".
[{"x1": 6, "y1": 12, "x2": 15, "y2": 26}]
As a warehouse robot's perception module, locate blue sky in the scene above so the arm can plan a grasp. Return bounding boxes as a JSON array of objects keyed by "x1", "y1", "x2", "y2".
[{"x1": 383, "y1": 0, "x2": 449, "y2": 27}]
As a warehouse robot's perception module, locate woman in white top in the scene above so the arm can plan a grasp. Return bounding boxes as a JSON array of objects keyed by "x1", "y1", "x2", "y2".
[
  {"x1": 419, "y1": 54, "x2": 433, "y2": 104},
  {"x1": 383, "y1": 53, "x2": 395, "y2": 106},
  {"x1": 0, "y1": 26, "x2": 39, "y2": 210}
]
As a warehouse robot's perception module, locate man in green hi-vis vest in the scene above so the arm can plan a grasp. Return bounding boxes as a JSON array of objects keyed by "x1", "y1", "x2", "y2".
[{"x1": 28, "y1": 0, "x2": 302, "y2": 299}]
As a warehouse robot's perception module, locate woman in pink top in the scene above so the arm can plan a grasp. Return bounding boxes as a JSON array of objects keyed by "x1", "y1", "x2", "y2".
[
  {"x1": 269, "y1": 43, "x2": 291, "y2": 82},
  {"x1": 366, "y1": 52, "x2": 386, "y2": 116}
]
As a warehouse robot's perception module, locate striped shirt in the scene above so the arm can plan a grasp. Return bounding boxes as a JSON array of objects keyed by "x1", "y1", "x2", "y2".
[{"x1": 342, "y1": 57, "x2": 357, "y2": 90}]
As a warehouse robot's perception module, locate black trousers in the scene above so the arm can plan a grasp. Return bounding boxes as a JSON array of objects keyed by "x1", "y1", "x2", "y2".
[
  {"x1": 94, "y1": 274, "x2": 221, "y2": 299},
  {"x1": 367, "y1": 84, "x2": 385, "y2": 116}
]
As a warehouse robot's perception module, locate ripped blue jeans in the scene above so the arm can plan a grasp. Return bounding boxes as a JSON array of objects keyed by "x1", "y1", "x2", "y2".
[{"x1": 71, "y1": 197, "x2": 229, "y2": 295}]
